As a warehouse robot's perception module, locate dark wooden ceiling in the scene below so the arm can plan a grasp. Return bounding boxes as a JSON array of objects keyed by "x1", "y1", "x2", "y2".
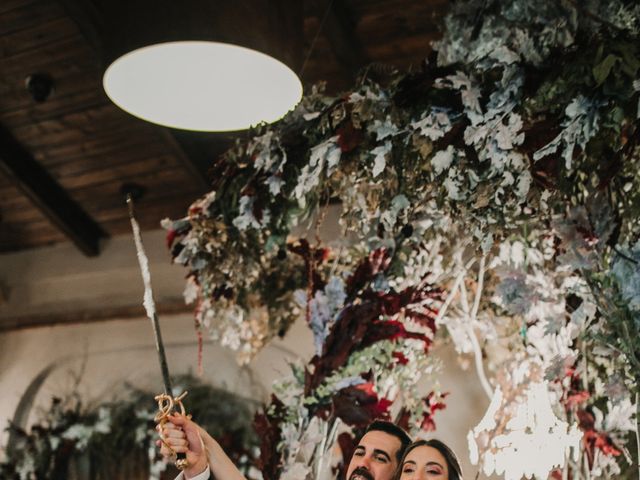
[{"x1": 0, "y1": 0, "x2": 448, "y2": 255}]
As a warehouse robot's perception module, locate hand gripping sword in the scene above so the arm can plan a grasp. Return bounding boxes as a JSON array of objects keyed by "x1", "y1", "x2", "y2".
[{"x1": 126, "y1": 195, "x2": 189, "y2": 470}]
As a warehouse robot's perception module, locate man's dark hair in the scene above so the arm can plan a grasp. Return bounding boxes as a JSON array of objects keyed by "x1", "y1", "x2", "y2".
[
  {"x1": 363, "y1": 420, "x2": 412, "y2": 463},
  {"x1": 393, "y1": 439, "x2": 463, "y2": 480}
]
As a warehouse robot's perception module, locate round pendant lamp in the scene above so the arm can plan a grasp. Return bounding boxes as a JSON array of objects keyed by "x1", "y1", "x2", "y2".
[{"x1": 101, "y1": 0, "x2": 303, "y2": 132}]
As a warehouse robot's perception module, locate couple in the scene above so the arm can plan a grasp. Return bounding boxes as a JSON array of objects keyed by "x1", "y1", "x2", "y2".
[{"x1": 159, "y1": 416, "x2": 462, "y2": 480}]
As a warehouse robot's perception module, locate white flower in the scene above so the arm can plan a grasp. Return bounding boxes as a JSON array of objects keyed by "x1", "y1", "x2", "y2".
[
  {"x1": 293, "y1": 137, "x2": 341, "y2": 206},
  {"x1": 495, "y1": 113, "x2": 524, "y2": 150},
  {"x1": 333, "y1": 376, "x2": 366, "y2": 390},
  {"x1": 267, "y1": 175, "x2": 285, "y2": 195},
  {"x1": 570, "y1": 298, "x2": 596, "y2": 328},
  {"x1": 590, "y1": 451, "x2": 621, "y2": 478},
  {"x1": 371, "y1": 141, "x2": 392, "y2": 178},
  {"x1": 16, "y1": 455, "x2": 36, "y2": 480},
  {"x1": 183, "y1": 277, "x2": 199, "y2": 305},
  {"x1": 431, "y1": 146, "x2": 455, "y2": 175},
  {"x1": 281, "y1": 462, "x2": 311, "y2": 480},
  {"x1": 603, "y1": 398, "x2": 636, "y2": 432},
  {"x1": 348, "y1": 85, "x2": 386, "y2": 103},
  {"x1": 94, "y1": 407, "x2": 112, "y2": 434},
  {"x1": 295, "y1": 276, "x2": 346, "y2": 354},
  {"x1": 465, "y1": 109, "x2": 525, "y2": 182},
  {"x1": 62, "y1": 424, "x2": 95, "y2": 450},
  {"x1": 514, "y1": 170, "x2": 532, "y2": 200},
  {"x1": 371, "y1": 118, "x2": 399, "y2": 141},
  {"x1": 233, "y1": 196, "x2": 271, "y2": 231},
  {"x1": 380, "y1": 194, "x2": 410, "y2": 231},
  {"x1": 610, "y1": 241, "x2": 640, "y2": 311},
  {"x1": 411, "y1": 111, "x2": 453, "y2": 140},
  {"x1": 49, "y1": 436, "x2": 61, "y2": 450},
  {"x1": 443, "y1": 167, "x2": 465, "y2": 200},
  {"x1": 534, "y1": 95, "x2": 602, "y2": 170},
  {"x1": 438, "y1": 72, "x2": 482, "y2": 113},
  {"x1": 489, "y1": 46, "x2": 520, "y2": 65},
  {"x1": 248, "y1": 131, "x2": 276, "y2": 171}
]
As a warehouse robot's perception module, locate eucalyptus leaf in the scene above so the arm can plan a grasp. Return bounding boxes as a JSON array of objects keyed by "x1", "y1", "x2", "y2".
[{"x1": 593, "y1": 54, "x2": 620, "y2": 86}]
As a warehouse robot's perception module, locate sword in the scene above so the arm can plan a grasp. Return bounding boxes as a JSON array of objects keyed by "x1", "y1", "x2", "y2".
[{"x1": 126, "y1": 194, "x2": 189, "y2": 470}]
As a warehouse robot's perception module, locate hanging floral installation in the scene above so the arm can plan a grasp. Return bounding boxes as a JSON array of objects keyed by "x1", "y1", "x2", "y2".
[
  {"x1": 0, "y1": 376, "x2": 259, "y2": 480},
  {"x1": 164, "y1": 0, "x2": 640, "y2": 477},
  {"x1": 253, "y1": 246, "x2": 444, "y2": 480}
]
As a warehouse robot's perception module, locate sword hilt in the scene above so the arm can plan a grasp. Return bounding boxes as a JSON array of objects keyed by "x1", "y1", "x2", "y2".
[{"x1": 155, "y1": 391, "x2": 190, "y2": 470}]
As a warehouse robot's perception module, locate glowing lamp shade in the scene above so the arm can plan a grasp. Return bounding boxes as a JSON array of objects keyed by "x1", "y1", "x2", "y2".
[{"x1": 103, "y1": 41, "x2": 303, "y2": 132}]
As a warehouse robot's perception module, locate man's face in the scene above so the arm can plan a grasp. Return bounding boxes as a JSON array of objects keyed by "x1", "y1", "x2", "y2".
[{"x1": 345, "y1": 430, "x2": 402, "y2": 480}]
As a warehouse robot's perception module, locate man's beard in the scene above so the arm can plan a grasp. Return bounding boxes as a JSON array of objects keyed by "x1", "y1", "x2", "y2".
[{"x1": 349, "y1": 467, "x2": 375, "y2": 480}]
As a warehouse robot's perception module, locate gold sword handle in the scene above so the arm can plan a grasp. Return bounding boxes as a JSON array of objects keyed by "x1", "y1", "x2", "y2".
[{"x1": 155, "y1": 391, "x2": 190, "y2": 470}]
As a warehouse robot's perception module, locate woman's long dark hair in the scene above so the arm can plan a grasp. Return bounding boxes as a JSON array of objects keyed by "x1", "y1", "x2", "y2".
[{"x1": 393, "y1": 439, "x2": 463, "y2": 480}]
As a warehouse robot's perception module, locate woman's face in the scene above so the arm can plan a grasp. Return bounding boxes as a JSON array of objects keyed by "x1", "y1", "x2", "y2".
[{"x1": 398, "y1": 445, "x2": 449, "y2": 480}]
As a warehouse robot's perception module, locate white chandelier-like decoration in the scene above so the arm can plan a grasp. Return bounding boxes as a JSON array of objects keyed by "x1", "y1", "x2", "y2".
[
  {"x1": 100, "y1": 0, "x2": 303, "y2": 132},
  {"x1": 468, "y1": 380, "x2": 583, "y2": 480},
  {"x1": 103, "y1": 41, "x2": 302, "y2": 132}
]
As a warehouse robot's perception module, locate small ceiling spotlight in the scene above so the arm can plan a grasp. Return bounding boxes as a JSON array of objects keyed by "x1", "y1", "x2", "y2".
[
  {"x1": 120, "y1": 182, "x2": 147, "y2": 202},
  {"x1": 25, "y1": 73, "x2": 54, "y2": 103}
]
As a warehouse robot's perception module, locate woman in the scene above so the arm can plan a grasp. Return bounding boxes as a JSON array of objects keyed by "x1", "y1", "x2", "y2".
[{"x1": 394, "y1": 439, "x2": 463, "y2": 480}]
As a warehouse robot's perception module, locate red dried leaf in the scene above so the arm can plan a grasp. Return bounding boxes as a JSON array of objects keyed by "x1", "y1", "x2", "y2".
[
  {"x1": 166, "y1": 229, "x2": 178, "y2": 249},
  {"x1": 577, "y1": 409, "x2": 622, "y2": 466},
  {"x1": 563, "y1": 372, "x2": 591, "y2": 410},
  {"x1": 360, "y1": 320, "x2": 431, "y2": 352},
  {"x1": 550, "y1": 469, "x2": 563, "y2": 480},
  {"x1": 420, "y1": 391, "x2": 449, "y2": 432},
  {"x1": 254, "y1": 395, "x2": 286, "y2": 479},
  {"x1": 394, "y1": 407, "x2": 411, "y2": 431},
  {"x1": 577, "y1": 409, "x2": 595, "y2": 431},
  {"x1": 333, "y1": 383, "x2": 391, "y2": 428},
  {"x1": 421, "y1": 415, "x2": 437, "y2": 432},
  {"x1": 337, "y1": 121, "x2": 364, "y2": 153},
  {"x1": 565, "y1": 390, "x2": 590, "y2": 408},
  {"x1": 336, "y1": 432, "x2": 357, "y2": 480},
  {"x1": 288, "y1": 239, "x2": 327, "y2": 293},
  {"x1": 594, "y1": 434, "x2": 622, "y2": 456},
  {"x1": 305, "y1": 300, "x2": 380, "y2": 394},
  {"x1": 346, "y1": 248, "x2": 392, "y2": 298},
  {"x1": 392, "y1": 351, "x2": 409, "y2": 365},
  {"x1": 305, "y1": 268, "x2": 441, "y2": 395}
]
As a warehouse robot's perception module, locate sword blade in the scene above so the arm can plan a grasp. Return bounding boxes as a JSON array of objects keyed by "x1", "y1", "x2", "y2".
[
  {"x1": 150, "y1": 311, "x2": 173, "y2": 395},
  {"x1": 127, "y1": 195, "x2": 173, "y2": 395}
]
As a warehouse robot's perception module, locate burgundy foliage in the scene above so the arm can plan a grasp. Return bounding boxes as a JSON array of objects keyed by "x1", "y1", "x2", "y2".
[
  {"x1": 562, "y1": 370, "x2": 591, "y2": 409},
  {"x1": 346, "y1": 248, "x2": 392, "y2": 298},
  {"x1": 420, "y1": 391, "x2": 449, "y2": 432},
  {"x1": 336, "y1": 121, "x2": 365, "y2": 153},
  {"x1": 288, "y1": 239, "x2": 329, "y2": 294},
  {"x1": 254, "y1": 395, "x2": 286, "y2": 480},
  {"x1": 305, "y1": 249, "x2": 440, "y2": 394},
  {"x1": 332, "y1": 382, "x2": 392, "y2": 428},
  {"x1": 335, "y1": 432, "x2": 357, "y2": 480},
  {"x1": 259, "y1": 247, "x2": 443, "y2": 478}
]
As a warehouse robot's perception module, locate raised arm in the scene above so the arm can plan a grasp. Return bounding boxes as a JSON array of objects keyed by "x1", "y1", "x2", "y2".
[{"x1": 158, "y1": 414, "x2": 249, "y2": 480}]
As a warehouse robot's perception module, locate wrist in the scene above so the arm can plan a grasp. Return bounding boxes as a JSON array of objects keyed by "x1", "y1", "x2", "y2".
[{"x1": 184, "y1": 458, "x2": 208, "y2": 479}]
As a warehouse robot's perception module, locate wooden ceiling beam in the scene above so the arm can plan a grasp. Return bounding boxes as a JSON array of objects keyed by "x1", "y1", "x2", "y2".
[
  {"x1": 0, "y1": 123, "x2": 106, "y2": 256},
  {"x1": 314, "y1": 0, "x2": 369, "y2": 79}
]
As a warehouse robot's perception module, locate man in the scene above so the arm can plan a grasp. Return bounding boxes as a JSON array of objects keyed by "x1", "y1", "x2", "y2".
[
  {"x1": 344, "y1": 420, "x2": 411, "y2": 480},
  {"x1": 159, "y1": 416, "x2": 411, "y2": 480}
]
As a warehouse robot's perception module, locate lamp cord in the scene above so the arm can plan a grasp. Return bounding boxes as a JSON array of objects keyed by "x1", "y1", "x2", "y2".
[{"x1": 299, "y1": 0, "x2": 336, "y2": 81}]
